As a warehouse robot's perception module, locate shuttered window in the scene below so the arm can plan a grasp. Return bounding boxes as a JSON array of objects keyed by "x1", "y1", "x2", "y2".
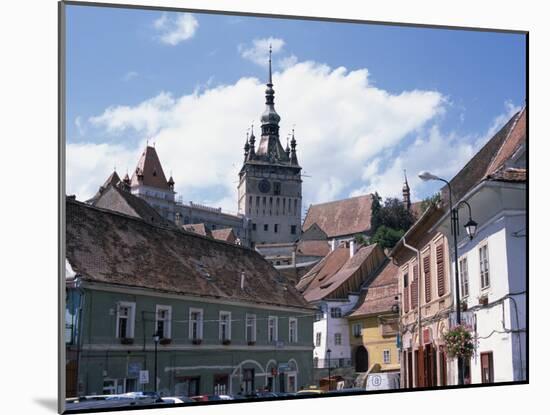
[
  {"x1": 403, "y1": 273, "x2": 410, "y2": 313},
  {"x1": 423, "y1": 255, "x2": 432, "y2": 303},
  {"x1": 436, "y1": 245, "x2": 445, "y2": 297},
  {"x1": 411, "y1": 264, "x2": 419, "y2": 309}
]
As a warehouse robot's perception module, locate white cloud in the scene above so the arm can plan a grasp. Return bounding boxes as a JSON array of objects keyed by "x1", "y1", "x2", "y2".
[
  {"x1": 74, "y1": 116, "x2": 85, "y2": 136},
  {"x1": 153, "y1": 13, "x2": 198, "y2": 45},
  {"x1": 239, "y1": 37, "x2": 285, "y2": 67},
  {"x1": 122, "y1": 71, "x2": 138, "y2": 82},
  {"x1": 69, "y1": 59, "x2": 445, "y2": 211}
]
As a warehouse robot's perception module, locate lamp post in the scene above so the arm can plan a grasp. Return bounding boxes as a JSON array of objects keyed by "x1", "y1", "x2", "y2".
[
  {"x1": 152, "y1": 330, "x2": 160, "y2": 393},
  {"x1": 418, "y1": 172, "x2": 478, "y2": 386},
  {"x1": 326, "y1": 348, "x2": 332, "y2": 391}
]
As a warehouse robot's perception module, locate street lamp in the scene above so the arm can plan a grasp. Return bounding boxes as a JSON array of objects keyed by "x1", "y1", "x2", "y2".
[
  {"x1": 152, "y1": 330, "x2": 161, "y2": 393},
  {"x1": 326, "y1": 348, "x2": 332, "y2": 391},
  {"x1": 418, "y1": 171, "x2": 478, "y2": 386}
]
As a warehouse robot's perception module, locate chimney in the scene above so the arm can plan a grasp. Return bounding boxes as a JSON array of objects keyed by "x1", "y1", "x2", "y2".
[
  {"x1": 350, "y1": 240, "x2": 355, "y2": 258},
  {"x1": 331, "y1": 239, "x2": 336, "y2": 251},
  {"x1": 240, "y1": 272, "x2": 245, "y2": 290}
]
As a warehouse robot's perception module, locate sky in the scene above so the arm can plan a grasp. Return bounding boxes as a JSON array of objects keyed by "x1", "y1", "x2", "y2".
[{"x1": 65, "y1": 4, "x2": 526, "y2": 215}]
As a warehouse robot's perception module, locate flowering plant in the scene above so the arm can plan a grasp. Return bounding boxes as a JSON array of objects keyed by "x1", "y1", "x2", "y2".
[{"x1": 443, "y1": 325, "x2": 475, "y2": 359}]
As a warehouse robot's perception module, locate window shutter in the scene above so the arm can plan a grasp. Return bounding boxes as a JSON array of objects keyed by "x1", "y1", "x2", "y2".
[
  {"x1": 412, "y1": 265, "x2": 419, "y2": 308},
  {"x1": 404, "y1": 276, "x2": 410, "y2": 313},
  {"x1": 424, "y1": 255, "x2": 432, "y2": 303},
  {"x1": 436, "y1": 245, "x2": 445, "y2": 297}
]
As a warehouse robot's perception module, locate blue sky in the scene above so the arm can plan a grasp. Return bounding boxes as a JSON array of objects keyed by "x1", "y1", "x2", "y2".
[{"x1": 65, "y1": 4, "x2": 526, "y2": 213}]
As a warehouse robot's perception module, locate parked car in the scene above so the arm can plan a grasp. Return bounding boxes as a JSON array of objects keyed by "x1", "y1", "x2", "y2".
[
  {"x1": 296, "y1": 388, "x2": 323, "y2": 396},
  {"x1": 365, "y1": 372, "x2": 400, "y2": 391}
]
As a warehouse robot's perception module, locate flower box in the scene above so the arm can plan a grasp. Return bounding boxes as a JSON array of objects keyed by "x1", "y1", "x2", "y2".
[
  {"x1": 192, "y1": 339, "x2": 202, "y2": 345},
  {"x1": 160, "y1": 338, "x2": 172, "y2": 345},
  {"x1": 478, "y1": 295, "x2": 489, "y2": 306},
  {"x1": 120, "y1": 337, "x2": 134, "y2": 345}
]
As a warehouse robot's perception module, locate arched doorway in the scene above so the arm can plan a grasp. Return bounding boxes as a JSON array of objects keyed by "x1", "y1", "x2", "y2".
[{"x1": 355, "y1": 346, "x2": 369, "y2": 372}]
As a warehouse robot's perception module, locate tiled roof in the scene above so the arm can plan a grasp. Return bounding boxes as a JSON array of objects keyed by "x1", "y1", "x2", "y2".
[
  {"x1": 298, "y1": 243, "x2": 386, "y2": 302},
  {"x1": 182, "y1": 223, "x2": 212, "y2": 238},
  {"x1": 66, "y1": 199, "x2": 311, "y2": 309},
  {"x1": 88, "y1": 171, "x2": 121, "y2": 202},
  {"x1": 296, "y1": 240, "x2": 330, "y2": 258},
  {"x1": 303, "y1": 194, "x2": 374, "y2": 239},
  {"x1": 90, "y1": 184, "x2": 170, "y2": 226},
  {"x1": 348, "y1": 260, "x2": 399, "y2": 317},
  {"x1": 130, "y1": 146, "x2": 171, "y2": 190},
  {"x1": 443, "y1": 108, "x2": 526, "y2": 205},
  {"x1": 487, "y1": 167, "x2": 527, "y2": 183},
  {"x1": 212, "y1": 228, "x2": 236, "y2": 243}
]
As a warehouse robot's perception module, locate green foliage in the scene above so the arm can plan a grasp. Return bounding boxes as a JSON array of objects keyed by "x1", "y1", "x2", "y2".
[
  {"x1": 370, "y1": 225, "x2": 405, "y2": 250},
  {"x1": 354, "y1": 233, "x2": 368, "y2": 246},
  {"x1": 420, "y1": 193, "x2": 441, "y2": 214}
]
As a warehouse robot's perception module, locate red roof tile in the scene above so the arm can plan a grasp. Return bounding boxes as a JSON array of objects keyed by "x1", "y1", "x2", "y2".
[{"x1": 130, "y1": 146, "x2": 171, "y2": 190}]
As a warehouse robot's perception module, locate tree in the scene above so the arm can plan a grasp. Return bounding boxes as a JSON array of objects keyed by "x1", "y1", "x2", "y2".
[
  {"x1": 370, "y1": 226, "x2": 405, "y2": 250},
  {"x1": 354, "y1": 233, "x2": 368, "y2": 246},
  {"x1": 420, "y1": 193, "x2": 441, "y2": 214}
]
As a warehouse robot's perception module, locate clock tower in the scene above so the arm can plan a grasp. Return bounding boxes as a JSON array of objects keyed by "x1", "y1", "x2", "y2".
[{"x1": 237, "y1": 46, "x2": 302, "y2": 245}]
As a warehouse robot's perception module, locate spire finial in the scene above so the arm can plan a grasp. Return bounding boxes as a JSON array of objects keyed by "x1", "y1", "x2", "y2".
[
  {"x1": 268, "y1": 44, "x2": 273, "y2": 85},
  {"x1": 404, "y1": 169, "x2": 408, "y2": 184}
]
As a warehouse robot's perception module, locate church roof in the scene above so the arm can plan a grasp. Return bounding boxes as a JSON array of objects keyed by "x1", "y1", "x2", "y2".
[
  {"x1": 131, "y1": 146, "x2": 171, "y2": 190},
  {"x1": 87, "y1": 170, "x2": 121, "y2": 202},
  {"x1": 182, "y1": 223, "x2": 212, "y2": 238},
  {"x1": 66, "y1": 199, "x2": 311, "y2": 310},
  {"x1": 212, "y1": 228, "x2": 237, "y2": 244},
  {"x1": 303, "y1": 194, "x2": 374, "y2": 239}
]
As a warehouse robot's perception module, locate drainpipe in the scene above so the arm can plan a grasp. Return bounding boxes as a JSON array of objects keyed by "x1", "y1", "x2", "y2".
[{"x1": 402, "y1": 237, "x2": 422, "y2": 387}]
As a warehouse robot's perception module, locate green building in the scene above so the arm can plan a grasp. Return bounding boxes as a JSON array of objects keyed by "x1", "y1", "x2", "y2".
[{"x1": 65, "y1": 197, "x2": 314, "y2": 397}]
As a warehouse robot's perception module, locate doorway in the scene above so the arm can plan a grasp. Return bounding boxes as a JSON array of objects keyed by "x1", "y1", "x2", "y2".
[{"x1": 355, "y1": 346, "x2": 369, "y2": 372}]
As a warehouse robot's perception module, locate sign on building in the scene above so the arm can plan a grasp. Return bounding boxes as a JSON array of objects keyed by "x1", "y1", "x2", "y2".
[
  {"x1": 139, "y1": 370, "x2": 149, "y2": 384},
  {"x1": 449, "y1": 311, "x2": 476, "y2": 331}
]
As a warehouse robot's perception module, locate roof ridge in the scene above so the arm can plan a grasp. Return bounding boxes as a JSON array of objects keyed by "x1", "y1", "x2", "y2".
[{"x1": 307, "y1": 193, "x2": 373, "y2": 208}]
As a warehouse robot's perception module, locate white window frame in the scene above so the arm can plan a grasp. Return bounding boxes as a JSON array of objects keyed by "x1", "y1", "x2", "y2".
[
  {"x1": 268, "y1": 316, "x2": 278, "y2": 342},
  {"x1": 289, "y1": 317, "x2": 298, "y2": 343},
  {"x1": 330, "y1": 307, "x2": 342, "y2": 318},
  {"x1": 116, "y1": 301, "x2": 136, "y2": 339},
  {"x1": 334, "y1": 332, "x2": 342, "y2": 345},
  {"x1": 188, "y1": 308, "x2": 203, "y2": 340},
  {"x1": 352, "y1": 323, "x2": 362, "y2": 337},
  {"x1": 155, "y1": 305, "x2": 172, "y2": 339},
  {"x1": 479, "y1": 243, "x2": 490, "y2": 290},
  {"x1": 315, "y1": 332, "x2": 322, "y2": 347},
  {"x1": 219, "y1": 311, "x2": 232, "y2": 341},
  {"x1": 383, "y1": 349, "x2": 391, "y2": 364},
  {"x1": 459, "y1": 256, "x2": 469, "y2": 298},
  {"x1": 246, "y1": 314, "x2": 257, "y2": 342}
]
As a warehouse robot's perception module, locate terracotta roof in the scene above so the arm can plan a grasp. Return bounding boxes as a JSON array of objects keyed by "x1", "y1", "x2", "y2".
[
  {"x1": 303, "y1": 194, "x2": 374, "y2": 238},
  {"x1": 298, "y1": 244, "x2": 386, "y2": 302},
  {"x1": 66, "y1": 199, "x2": 311, "y2": 309},
  {"x1": 348, "y1": 260, "x2": 399, "y2": 317},
  {"x1": 90, "y1": 184, "x2": 170, "y2": 226},
  {"x1": 212, "y1": 228, "x2": 237, "y2": 243},
  {"x1": 130, "y1": 146, "x2": 171, "y2": 190},
  {"x1": 443, "y1": 108, "x2": 526, "y2": 205},
  {"x1": 296, "y1": 240, "x2": 330, "y2": 257},
  {"x1": 488, "y1": 167, "x2": 527, "y2": 182},
  {"x1": 88, "y1": 171, "x2": 121, "y2": 202},
  {"x1": 182, "y1": 223, "x2": 212, "y2": 238}
]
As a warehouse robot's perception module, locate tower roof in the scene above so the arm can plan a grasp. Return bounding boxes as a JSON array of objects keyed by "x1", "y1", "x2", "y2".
[{"x1": 130, "y1": 145, "x2": 171, "y2": 190}]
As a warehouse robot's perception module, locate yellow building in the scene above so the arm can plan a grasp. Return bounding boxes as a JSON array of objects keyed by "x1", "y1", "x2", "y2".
[{"x1": 347, "y1": 260, "x2": 400, "y2": 377}]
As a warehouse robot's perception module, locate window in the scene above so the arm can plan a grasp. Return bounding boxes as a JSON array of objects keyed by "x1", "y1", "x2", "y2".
[
  {"x1": 352, "y1": 323, "x2": 362, "y2": 337},
  {"x1": 479, "y1": 244, "x2": 490, "y2": 289},
  {"x1": 264, "y1": 224, "x2": 269, "y2": 232},
  {"x1": 334, "y1": 333, "x2": 342, "y2": 345},
  {"x1": 383, "y1": 349, "x2": 391, "y2": 364},
  {"x1": 294, "y1": 199, "x2": 298, "y2": 215},
  {"x1": 268, "y1": 316, "x2": 278, "y2": 342},
  {"x1": 480, "y1": 352, "x2": 494, "y2": 383},
  {"x1": 459, "y1": 257, "x2": 469, "y2": 297},
  {"x1": 274, "y1": 224, "x2": 279, "y2": 233},
  {"x1": 116, "y1": 302, "x2": 135, "y2": 339},
  {"x1": 330, "y1": 307, "x2": 342, "y2": 318},
  {"x1": 189, "y1": 308, "x2": 203, "y2": 340},
  {"x1": 315, "y1": 332, "x2": 322, "y2": 346},
  {"x1": 436, "y1": 245, "x2": 445, "y2": 296},
  {"x1": 314, "y1": 311, "x2": 323, "y2": 321},
  {"x1": 252, "y1": 223, "x2": 257, "y2": 231},
  {"x1": 290, "y1": 225, "x2": 297, "y2": 235},
  {"x1": 289, "y1": 317, "x2": 298, "y2": 343},
  {"x1": 423, "y1": 255, "x2": 432, "y2": 303},
  {"x1": 155, "y1": 305, "x2": 172, "y2": 339},
  {"x1": 219, "y1": 311, "x2": 231, "y2": 341},
  {"x1": 403, "y1": 273, "x2": 410, "y2": 313},
  {"x1": 246, "y1": 314, "x2": 257, "y2": 343},
  {"x1": 274, "y1": 182, "x2": 281, "y2": 195}
]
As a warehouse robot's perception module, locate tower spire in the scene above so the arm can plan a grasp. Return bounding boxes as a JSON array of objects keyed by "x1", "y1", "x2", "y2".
[
  {"x1": 402, "y1": 169, "x2": 411, "y2": 210},
  {"x1": 290, "y1": 127, "x2": 298, "y2": 165},
  {"x1": 244, "y1": 131, "x2": 250, "y2": 161},
  {"x1": 268, "y1": 44, "x2": 273, "y2": 86}
]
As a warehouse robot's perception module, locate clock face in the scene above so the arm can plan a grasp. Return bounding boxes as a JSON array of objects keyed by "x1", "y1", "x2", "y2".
[{"x1": 258, "y1": 179, "x2": 271, "y2": 194}]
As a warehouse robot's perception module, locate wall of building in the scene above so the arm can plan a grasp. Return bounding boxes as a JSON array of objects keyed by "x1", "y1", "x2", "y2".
[{"x1": 359, "y1": 316, "x2": 399, "y2": 371}]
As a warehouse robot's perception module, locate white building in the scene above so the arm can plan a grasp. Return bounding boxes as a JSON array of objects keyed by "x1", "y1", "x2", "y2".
[{"x1": 435, "y1": 108, "x2": 526, "y2": 384}]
